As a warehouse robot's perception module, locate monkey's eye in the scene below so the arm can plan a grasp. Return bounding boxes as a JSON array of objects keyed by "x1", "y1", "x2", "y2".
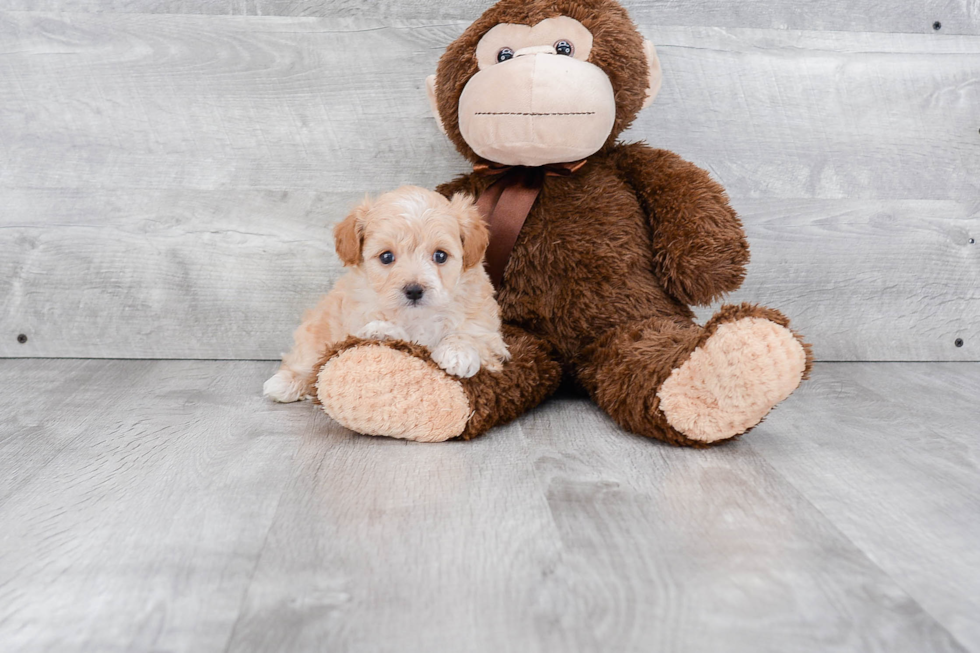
[
  {"x1": 554, "y1": 40, "x2": 574, "y2": 56},
  {"x1": 433, "y1": 250, "x2": 449, "y2": 265},
  {"x1": 496, "y1": 47, "x2": 515, "y2": 63},
  {"x1": 379, "y1": 251, "x2": 395, "y2": 265}
]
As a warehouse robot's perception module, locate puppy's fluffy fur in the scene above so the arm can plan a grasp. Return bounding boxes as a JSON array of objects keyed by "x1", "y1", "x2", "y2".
[{"x1": 264, "y1": 185, "x2": 509, "y2": 403}]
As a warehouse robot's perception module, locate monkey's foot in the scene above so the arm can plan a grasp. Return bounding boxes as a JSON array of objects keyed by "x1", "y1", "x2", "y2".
[
  {"x1": 316, "y1": 342, "x2": 470, "y2": 443},
  {"x1": 657, "y1": 313, "x2": 809, "y2": 444}
]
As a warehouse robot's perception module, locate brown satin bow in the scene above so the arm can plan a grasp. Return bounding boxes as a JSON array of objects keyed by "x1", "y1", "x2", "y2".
[{"x1": 474, "y1": 159, "x2": 587, "y2": 288}]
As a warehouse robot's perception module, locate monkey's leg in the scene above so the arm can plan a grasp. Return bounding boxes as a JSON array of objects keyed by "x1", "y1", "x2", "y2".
[
  {"x1": 314, "y1": 325, "x2": 562, "y2": 442},
  {"x1": 576, "y1": 304, "x2": 812, "y2": 447}
]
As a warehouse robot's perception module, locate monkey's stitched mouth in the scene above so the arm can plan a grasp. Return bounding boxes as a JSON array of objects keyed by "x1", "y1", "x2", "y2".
[{"x1": 474, "y1": 111, "x2": 596, "y2": 116}]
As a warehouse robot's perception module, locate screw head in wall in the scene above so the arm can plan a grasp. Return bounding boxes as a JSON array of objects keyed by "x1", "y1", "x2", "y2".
[
  {"x1": 16, "y1": 334, "x2": 28, "y2": 344},
  {"x1": 955, "y1": 338, "x2": 964, "y2": 347},
  {"x1": 933, "y1": 21, "x2": 942, "y2": 30}
]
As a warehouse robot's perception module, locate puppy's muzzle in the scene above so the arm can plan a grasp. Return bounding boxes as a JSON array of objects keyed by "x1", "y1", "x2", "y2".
[{"x1": 403, "y1": 283, "x2": 425, "y2": 305}]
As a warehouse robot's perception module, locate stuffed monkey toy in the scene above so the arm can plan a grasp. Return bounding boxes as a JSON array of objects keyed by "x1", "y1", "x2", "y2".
[{"x1": 314, "y1": 0, "x2": 812, "y2": 446}]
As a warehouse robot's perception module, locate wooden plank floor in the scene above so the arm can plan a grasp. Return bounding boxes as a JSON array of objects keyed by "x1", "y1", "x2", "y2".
[{"x1": 1, "y1": 360, "x2": 977, "y2": 652}]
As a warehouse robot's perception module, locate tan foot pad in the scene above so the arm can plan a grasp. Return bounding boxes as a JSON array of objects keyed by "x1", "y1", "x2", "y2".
[
  {"x1": 657, "y1": 317, "x2": 807, "y2": 443},
  {"x1": 316, "y1": 345, "x2": 470, "y2": 443}
]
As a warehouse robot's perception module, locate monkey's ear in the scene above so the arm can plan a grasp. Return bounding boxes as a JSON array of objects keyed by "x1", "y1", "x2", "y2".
[
  {"x1": 641, "y1": 40, "x2": 663, "y2": 110},
  {"x1": 334, "y1": 197, "x2": 370, "y2": 267},
  {"x1": 450, "y1": 192, "x2": 489, "y2": 270},
  {"x1": 426, "y1": 74, "x2": 447, "y2": 135}
]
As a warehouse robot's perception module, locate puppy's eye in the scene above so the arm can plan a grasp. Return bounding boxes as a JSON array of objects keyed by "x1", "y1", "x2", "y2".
[
  {"x1": 379, "y1": 251, "x2": 395, "y2": 265},
  {"x1": 555, "y1": 40, "x2": 573, "y2": 56},
  {"x1": 496, "y1": 48, "x2": 514, "y2": 63},
  {"x1": 433, "y1": 250, "x2": 448, "y2": 265}
]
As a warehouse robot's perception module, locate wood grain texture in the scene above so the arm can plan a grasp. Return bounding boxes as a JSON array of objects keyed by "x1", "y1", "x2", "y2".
[
  {"x1": 1, "y1": 12, "x2": 978, "y2": 360},
  {"x1": 0, "y1": 12, "x2": 463, "y2": 193},
  {"x1": 1, "y1": 359, "x2": 977, "y2": 652},
  {"x1": 224, "y1": 419, "x2": 565, "y2": 653},
  {"x1": 0, "y1": 359, "x2": 152, "y2": 502},
  {"x1": 4, "y1": 0, "x2": 979, "y2": 36},
  {"x1": 518, "y1": 396, "x2": 971, "y2": 653},
  {"x1": 0, "y1": 359, "x2": 309, "y2": 652},
  {"x1": 696, "y1": 199, "x2": 980, "y2": 362},
  {"x1": 2, "y1": 191, "x2": 976, "y2": 360},
  {"x1": 753, "y1": 362, "x2": 980, "y2": 650},
  {"x1": 630, "y1": 28, "x2": 980, "y2": 201},
  {"x1": 0, "y1": 188, "x2": 341, "y2": 359},
  {"x1": 1, "y1": 15, "x2": 978, "y2": 200}
]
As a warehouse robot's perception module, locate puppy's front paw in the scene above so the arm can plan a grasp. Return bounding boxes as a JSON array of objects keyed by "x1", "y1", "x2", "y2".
[
  {"x1": 431, "y1": 341, "x2": 481, "y2": 378},
  {"x1": 264, "y1": 369, "x2": 308, "y2": 403},
  {"x1": 487, "y1": 336, "x2": 511, "y2": 371},
  {"x1": 356, "y1": 320, "x2": 411, "y2": 342}
]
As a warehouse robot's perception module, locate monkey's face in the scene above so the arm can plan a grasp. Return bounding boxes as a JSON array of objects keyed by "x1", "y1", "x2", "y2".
[
  {"x1": 428, "y1": 1, "x2": 662, "y2": 167},
  {"x1": 458, "y1": 17, "x2": 615, "y2": 166}
]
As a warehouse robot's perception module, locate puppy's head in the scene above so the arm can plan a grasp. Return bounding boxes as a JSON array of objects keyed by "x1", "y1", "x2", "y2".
[{"x1": 334, "y1": 186, "x2": 488, "y2": 310}]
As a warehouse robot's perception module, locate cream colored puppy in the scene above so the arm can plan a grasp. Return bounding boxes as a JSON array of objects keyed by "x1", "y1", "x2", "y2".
[{"x1": 264, "y1": 185, "x2": 509, "y2": 403}]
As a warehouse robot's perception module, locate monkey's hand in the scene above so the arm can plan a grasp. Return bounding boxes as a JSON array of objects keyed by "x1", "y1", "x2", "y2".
[{"x1": 614, "y1": 143, "x2": 749, "y2": 306}]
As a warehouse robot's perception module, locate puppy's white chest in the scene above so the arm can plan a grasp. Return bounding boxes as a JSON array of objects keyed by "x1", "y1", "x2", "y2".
[
  {"x1": 352, "y1": 308, "x2": 453, "y2": 350},
  {"x1": 398, "y1": 312, "x2": 453, "y2": 349}
]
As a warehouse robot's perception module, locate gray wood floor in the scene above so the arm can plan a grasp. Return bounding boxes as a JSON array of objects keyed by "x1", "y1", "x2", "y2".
[{"x1": 1, "y1": 360, "x2": 977, "y2": 652}]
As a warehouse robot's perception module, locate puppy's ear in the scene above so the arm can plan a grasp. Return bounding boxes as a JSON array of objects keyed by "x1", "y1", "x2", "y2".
[
  {"x1": 449, "y1": 192, "x2": 489, "y2": 270},
  {"x1": 334, "y1": 197, "x2": 370, "y2": 267}
]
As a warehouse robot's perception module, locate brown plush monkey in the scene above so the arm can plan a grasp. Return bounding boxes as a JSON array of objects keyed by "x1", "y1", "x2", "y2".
[{"x1": 315, "y1": 0, "x2": 812, "y2": 446}]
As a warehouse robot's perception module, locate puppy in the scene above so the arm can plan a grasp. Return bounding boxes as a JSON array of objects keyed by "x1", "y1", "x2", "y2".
[{"x1": 264, "y1": 185, "x2": 509, "y2": 403}]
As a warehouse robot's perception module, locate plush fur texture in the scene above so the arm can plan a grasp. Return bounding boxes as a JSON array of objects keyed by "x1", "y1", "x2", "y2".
[
  {"x1": 458, "y1": 324, "x2": 564, "y2": 439},
  {"x1": 316, "y1": 326, "x2": 563, "y2": 442},
  {"x1": 314, "y1": 0, "x2": 812, "y2": 446},
  {"x1": 456, "y1": 16, "x2": 618, "y2": 166},
  {"x1": 315, "y1": 338, "x2": 472, "y2": 442},
  {"x1": 658, "y1": 316, "x2": 808, "y2": 442},
  {"x1": 434, "y1": 0, "x2": 651, "y2": 163},
  {"x1": 266, "y1": 186, "x2": 508, "y2": 403}
]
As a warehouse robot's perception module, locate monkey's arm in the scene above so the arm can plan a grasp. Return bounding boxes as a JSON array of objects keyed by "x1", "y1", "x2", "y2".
[{"x1": 614, "y1": 143, "x2": 749, "y2": 306}]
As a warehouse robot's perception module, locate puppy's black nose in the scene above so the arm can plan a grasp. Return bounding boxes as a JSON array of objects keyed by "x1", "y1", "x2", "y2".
[{"x1": 403, "y1": 284, "x2": 425, "y2": 303}]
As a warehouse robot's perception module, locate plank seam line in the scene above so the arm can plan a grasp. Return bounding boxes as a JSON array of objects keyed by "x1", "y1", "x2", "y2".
[
  {"x1": 513, "y1": 418, "x2": 569, "y2": 548},
  {"x1": 219, "y1": 443, "x2": 298, "y2": 653},
  {"x1": 742, "y1": 439, "x2": 974, "y2": 652}
]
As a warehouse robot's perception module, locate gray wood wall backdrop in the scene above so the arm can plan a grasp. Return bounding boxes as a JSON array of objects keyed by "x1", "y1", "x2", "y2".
[{"x1": 0, "y1": 2, "x2": 978, "y2": 360}]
